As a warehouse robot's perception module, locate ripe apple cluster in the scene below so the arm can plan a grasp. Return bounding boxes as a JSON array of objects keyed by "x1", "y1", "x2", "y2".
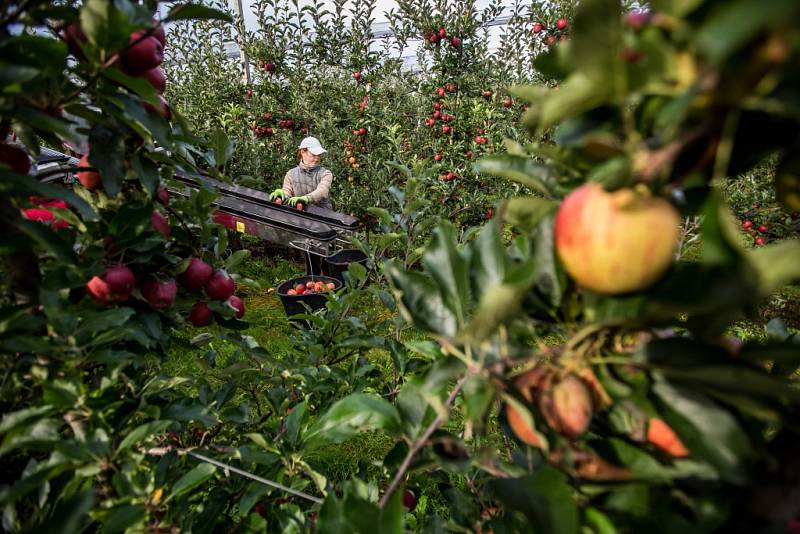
[
  {"x1": 424, "y1": 26, "x2": 461, "y2": 48},
  {"x1": 530, "y1": 17, "x2": 569, "y2": 47},
  {"x1": 286, "y1": 280, "x2": 336, "y2": 295}
]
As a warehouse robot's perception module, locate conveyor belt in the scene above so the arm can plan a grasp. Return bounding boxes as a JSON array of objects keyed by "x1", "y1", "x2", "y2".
[{"x1": 172, "y1": 173, "x2": 359, "y2": 232}]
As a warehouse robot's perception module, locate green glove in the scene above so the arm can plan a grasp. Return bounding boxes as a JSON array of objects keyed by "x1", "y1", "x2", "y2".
[
  {"x1": 268, "y1": 189, "x2": 286, "y2": 201},
  {"x1": 288, "y1": 195, "x2": 309, "y2": 207}
]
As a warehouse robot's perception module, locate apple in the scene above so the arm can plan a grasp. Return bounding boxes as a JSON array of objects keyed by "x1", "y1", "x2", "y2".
[
  {"x1": 502, "y1": 97, "x2": 513, "y2": 107},
  {"x1": 449, "y1": 36, "x2": 461, "y2": 47},
  {"x1": 625, "y1": 11, "x2": 650, "y2": 30},
  {"x1": 326, "y1": 282, "x2": 336, "y2": 290},
  {"x1": 482, "y1": 90, "x2": 492, "y2": 98},
  {"x1": 486, "y1": 207, "x2": 494, "y2": 218},
  {"x1": 0, "y1": 144, "x2": 31, "y2": 175},
  {"x1": 358, "y1": 127, "x2": 366, "y2": 136},
  {"x1": 178, "y1": 257, "x2": 213, "y2": 292},
  {"x1": 150, "y1": 20, "x2": 166, "y2": 47},
  {"x1": 205, "y1": 271, "x2": 235, "y2": 301},
  {"x1": 121, "y1": 33, "x2": 164, "y2": 75},
  {"x1": 353, "y1": 71, "x2": 361, "y2": 81},
  {"x1": 141, "y1": 67, "x2": 166, "y2": 93},
  {"x1": 742, "y1": 220, "x2": 753, "y2": 229},
  {"x1": 755, "y1": 236, "x2": 765, "y2": 246},
  {"x1": 436, "y1": 87, "x2": 445, "y2": 97},
  {"x1": 104, "y1": 265, "x2": 135, "y2": 300},
  {"x1": 446, "y1": 83, "x2": 456, "y2": 93},
  {"x1": 556, "y1": 18, "x2": 568, "y2": 30},
  {"x1": 402, "y1": 489, "x2": 417, "y2": 511},
  {"x1": 189, "y1": 301, "x2": 212, "y2": 327},
  {"x1": 296, "y1": 202, "x2": 305, "y2": 211},
  {"x1": 246, "y1": 88, "x2": 253, "y2": 98},
  {"x1": 352, "y1": 129, "x2": 359, "y2": 136},
  {"x1": 545, "y1": 35, "x2": 556, "y2": 46},
  {"x1": 263, "y1": 62, "x2": 275, "y2": 72},
  {"x1": 442, "y1": 125, "x2": 451, "y2": 134},
  {"x1": 429, "y1": 33, "x2": 439, "y2": 44},
  {"x1": 264, "y1": 127, "x2": 274, "y2": 135},
  {"x1": 150, "y1": 210, "x2": 170, "y2": 238},
  {"x1": 263, "y1": 111, "x2": 272, "y2": 121},
  {"x1": 228, "y1": 295, "x2": 245, "y2": 318},
  {"x1": 253, "y1": 501, "x2": 268, "y2": 519},
  {"x1": 156, "y1": 186, "x2": 170, "y2": 205},
  {"x1": 446, "y1": 171, "x2": 456, "y2": 181},
  {"x1": 77, "y1": 154, "x2": 102, "y2": 189},
  {"x1": 274, "y1": 196, "x2": 283, "y2": 205},
  {"x1": 532, "y1": 22, "x2": 544, "y2": 34},
  {"x1": 434, "y1": 153, "x2": 443, "y2": 161},
  {"x1": 294, "y1": 283, "x2": 305, "y2": 294},
  {"x1": 86, "y1": 276, "x2": 113, "y2": 304},
  {"x1": 438, "y1": 27, "x2": 446, "y2": 38},
  {"x1": 141, "y1": 277, "x2": 177, "y2": 309},
  {"x1": 426, "y1": 118, "x2": 435, "y2": 126},
  {"x1": 757, "y1": 224, "x2": 768, "y2": 234},
  {"x1": 306, "y1": 281, "x2": 315, "y2": 289},
  {"x1": 62, "y1": 22, "x2": 88, "y2": 60},
  {"x1": 145, "y1": 94, "x2": 172, "y2": 121},
  {"x1": 433, "y1": 111, "x2": 441, "y2": 119},
  {"x1": 287, "y1": 289, "x2": 297, "y2": 295},
  {"x1": 554, "y1": 182, "x2": 680, "y2": 294},
  {"x1": 433, "y1": 101, "x2": 441, "y2": 111}
]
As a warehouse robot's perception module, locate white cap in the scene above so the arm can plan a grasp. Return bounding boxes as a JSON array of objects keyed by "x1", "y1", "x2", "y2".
[{"x1": 298, "y1": 136, "x2": 327, "y2": 155}]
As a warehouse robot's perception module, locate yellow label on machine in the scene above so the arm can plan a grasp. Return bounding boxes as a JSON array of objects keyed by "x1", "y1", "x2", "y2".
[{"x1": 236, "y1": 221, "x2": 245, "y2": 233}]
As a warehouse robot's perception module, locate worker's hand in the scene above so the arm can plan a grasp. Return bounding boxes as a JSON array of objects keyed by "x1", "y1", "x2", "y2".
[
  {"x1": 288, "y1": 195, "x2": 309, "y2": 207},
  {"x1": 268, "y1": 189, "x2": 286, "y2": 201}
]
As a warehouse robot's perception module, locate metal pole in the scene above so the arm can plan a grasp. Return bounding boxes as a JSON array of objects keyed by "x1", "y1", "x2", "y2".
[{"x1": 232, "y1": 0, "x2": 251, "y2": 85}]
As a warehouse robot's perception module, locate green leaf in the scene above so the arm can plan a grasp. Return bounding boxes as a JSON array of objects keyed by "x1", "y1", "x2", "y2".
[
  {"x1": 504, "y1": 197, "x2": 558, "y2": 232},
  {"x1": 130, "y1": 154, "x2": 160, "y2": 195},
  {"x1": 116, "y1": 420, "x2": 173, "y2": 453},
  {"x1": 94, "y1": 504, "x2": 146, "y2": 534},
  {"x1": 746, "y1": 240, "x2": 800, "y2": 297},
  {"x1": 167, "y1": 463, "x2": 216, "y2": 501},
  {"x1": 570, "y1": 0, "x2": 623, "y2": 77},
  {"x1": 475, "y1": 154, "x2": 555, "y2": 196},
  {"x1": 489, "y1": 467, "x2": 579, "y2": 534},
  {"x1": 653, "y1": 380, "x2": 752, "y2": 482},
  {"x1": 385, "y1": 260, "x2": 457, "y2": 336},
  {"x1": 286, "y1": 400, "x2": 306, "y2": 448},
  {"x1": 209, "y1": 129, "x2": 235, "y2": 169},
  {"x1": 165, "y1": 3, "x2": 233, "y2": 22},
  {"x1": 15, "y1": 220, "x2": 76, "y2": 263},
  {"x1": 225, "y1": 249, "x2": 250, "y2": 270},
  {"x1": 304, "y1": 394, "x2": 401, "y2": 450},
  {"x1": 104, "y1": 68, "x2": 160, "y2": 106},
  {"x1": 696, "y1": 0, "x2": 800, "y2": 65},
  {"x1": 80, "y1": 0, "x2": 129, "y2": 51},
  {"x1": 317, "y1": 486, "x2": 403, "y2": 534},
  {"x1": 421, "y1": 222, "x2": 471, "y2": 328},
  {"x1": 88, "y1": 125, "x2": 126, "y2": 197},
  {"x1": 0, "y1": 405, "x2": 54, "y2": 434}
]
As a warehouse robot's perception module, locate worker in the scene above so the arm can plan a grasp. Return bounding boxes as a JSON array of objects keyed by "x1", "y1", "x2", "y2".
[{"x1": 269, "y1": 136, "x2": 334, "y2": 210}]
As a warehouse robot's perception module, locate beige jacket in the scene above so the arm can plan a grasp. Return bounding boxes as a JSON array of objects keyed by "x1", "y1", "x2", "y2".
[{"x1": 282, "y1": 162, "x2": 333, "y2": 209}]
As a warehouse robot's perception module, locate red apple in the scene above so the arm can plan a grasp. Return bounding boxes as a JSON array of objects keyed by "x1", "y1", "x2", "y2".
[
  {"x1": 438, "y1": 27, "x2": 446, "y2": 38},
  {"x1": 433, "y1": 101, "x2": 441, "y2": 110},
  {"x1": 433, "y1": 111, "x2": 441, "y2": 119},
  {"x1": 425, "y1": 118, "x2": 435, "y2": 126},
  {"x1": 77, "y1": 154, "x2": 101, "y2": 189},
  {"x1": 434, "y1": 153, "x2": 443, "y2": 161},
  {"x1": 296, "y1": 202, "x2": 305, "y2": 211},
  {"x1": 0, "y1": 144, "x2": 31, "y2": 175},
  {"x1": 104, "y1": 264, "x2": 135, "y2": 300},
  {"x1": 145, "y1": 94, "x2": 171, "y2": 121},
  {"x1": 429, "y1": 33, "x2": 440, "y2": 44},
  {"x1": 294, "y1": 283, "x2": 305, "y2": 294},
  {"x1": 141, "y1": 277, "x2": 177, "y2": 309},
  {"x1": 625, "y1": 11, "x2": 650, "y2": 30},
  {"x1": 228, "y1": 295, "x2": 245, "y2": 318},
  {"x1": 326, "y1": 282, "x2": 336, "y2": 290},
  {"x1": 556, "y1": 18, "x2": 568, "y2": 30},
  {"x1": 151, "y1": 210, "x2": 170, "y2": 238},
  {"x1": 156, "y1": 186, "x2": 170, "y2": 205},
  {"x1": 205, "y1": 271, "x2": 235, "y2": 301},
  {"x1": 62, "y1": 22, "x2": 88, "y2": 60},
  {"x1": 742, "y1": 220, "x2": 753, "y2": 229},
  {"x1": 482, "y1": 90, "x2": 492, "y2": 98},
  {"x1": 449, "y1": 36, "x2": 461, "y2": 47},
  {"x1": 121, "y1": 33, "x2": 164, "y2": 75},
  {"x1": 358, "y1": 127, "x2": 366, "y2": 136},
  {"x1": 486, "y1": 207, "x2": 494, "y2": 218},
  {"x1": 402, "y1": 489, "x2": 417, "y2": 511},
  {"x1": 532, "y1": 22, "x2": 544, "y2": 34},
  {"x1": 446, "y1": 83, "x2": 456, "y2": 93},
  {"x1": 189, "y1": 301, "x2": 213, "y2": 326},
  {"x1": 86, "y1": 275, "x2": 112, "y2": 304},
  {"x1": 755, "y1": 236, "x2": 765, "y2": 246},
  {"x1": 436, "y1": 87, "x2": 445, "y2": 97},
  {"x1": 264, "y1": 62, "x2": 275, "y2": 72},
  {"x1": 151, "y1": 21, "x2": 166, "y2": 47},
  {"x1": 757, "y1": 224, "x2": 768, "y2": 234},
  {"x1": 442, "y1": 125, "x2": 451, "y2": 134},
  {"x1": 545, "y1": 35, "x2": 556, "y2": 46},
  {"x1": 554, "y1": 182, "x2": 680, "y2": 294},
  {"x1": 141, "y1": 67, "x2": 166, "y2": 93},
  {"x1": 502, "y1": 97, "x2": 513, "y2": 107},
  {"x1": 178, "y1": 257, "x2": 213, "y2": 292},
  {"x1": 353, "y1": 71, "x2": 361, "y2": 81}
]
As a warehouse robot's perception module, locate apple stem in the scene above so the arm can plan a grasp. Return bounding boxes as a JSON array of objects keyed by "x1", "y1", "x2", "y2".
[{"x1": 379, "y1": 375, "x2": 466, "y2": 508}]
